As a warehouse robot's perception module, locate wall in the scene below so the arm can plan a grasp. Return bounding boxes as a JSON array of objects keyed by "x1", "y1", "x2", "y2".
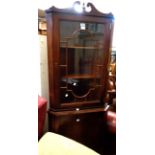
[{"x1": 39, "y1": 34, "x2": 49, "y2": 133}]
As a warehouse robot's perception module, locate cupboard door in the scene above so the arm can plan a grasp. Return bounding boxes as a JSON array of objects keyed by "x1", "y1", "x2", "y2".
[{"x1": 49, "y1": 110, "x2": 105, "y2": 152}]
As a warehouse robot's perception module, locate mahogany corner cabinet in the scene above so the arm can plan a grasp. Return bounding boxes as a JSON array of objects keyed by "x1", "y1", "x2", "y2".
[{"x1": 45, "y1": 1, "x2": 114, "y2": 153}]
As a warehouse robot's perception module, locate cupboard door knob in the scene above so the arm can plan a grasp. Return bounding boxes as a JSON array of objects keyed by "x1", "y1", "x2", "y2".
[
  {"x1": 76, "y1": 108, "x2": 80, "y2": 111},
  {"x1": 76, "y1": 118, "x2": 80, "y2": 122}
]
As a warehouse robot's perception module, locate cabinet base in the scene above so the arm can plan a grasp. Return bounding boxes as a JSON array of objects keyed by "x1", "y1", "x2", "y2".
[{"x1": 48, "y1": 108, "x2": 109, "y2": 154}]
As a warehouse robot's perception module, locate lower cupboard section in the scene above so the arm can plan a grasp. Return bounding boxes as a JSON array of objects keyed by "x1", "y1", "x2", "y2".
[{"x1": 48, "y1": 108, "x2": 107, "y2": 154}]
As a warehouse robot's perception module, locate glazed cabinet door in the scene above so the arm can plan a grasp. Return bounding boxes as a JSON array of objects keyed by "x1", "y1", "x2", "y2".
[{"x1": 56, "y1": 18, "x2": 112, "y2": 109}]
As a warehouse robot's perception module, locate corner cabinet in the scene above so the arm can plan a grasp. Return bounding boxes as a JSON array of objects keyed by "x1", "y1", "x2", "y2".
[{"x1": 45, "y1": 1, "x2": 114, "y2": 153}]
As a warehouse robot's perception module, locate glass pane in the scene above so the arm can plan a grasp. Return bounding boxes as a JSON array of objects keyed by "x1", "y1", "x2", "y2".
[
  {"x1": 59, "y1": 20, "x2": 105, "y2": 101},
  {"x1": 60, "y1": 21, "x2": 104, "y2": 47},
  {"x1": 67, "y1": 48, "x2": 96, "y2": 75}
]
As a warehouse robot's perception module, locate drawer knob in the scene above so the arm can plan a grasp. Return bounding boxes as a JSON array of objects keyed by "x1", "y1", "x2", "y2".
[
  {"x1": 76, "y1": 108, "x2": 80, "y2": 111},
  {"x1": 76, "y1": 118, "x2": 80, "y2": 122}
]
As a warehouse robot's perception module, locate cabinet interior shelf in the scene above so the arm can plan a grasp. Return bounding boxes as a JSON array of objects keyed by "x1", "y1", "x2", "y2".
[
  {"x1": 107, "y1": 90, "x2": 116, "y2": 93},
  {"x1": 63, "y1": 74, "x2": 101, "y2": 79},
  {"x1": 109, "y1": 74, "x2": 116, "y2": 78},
  {"x1": 60, "y1": 45, "x2": 103, "y2": 50},
  {"x1": 60, "y1": 85, "x2": 103, "y2": 89},
  {"x1": 59, "y1": 64, "x2": 104, "y2": 67}
]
